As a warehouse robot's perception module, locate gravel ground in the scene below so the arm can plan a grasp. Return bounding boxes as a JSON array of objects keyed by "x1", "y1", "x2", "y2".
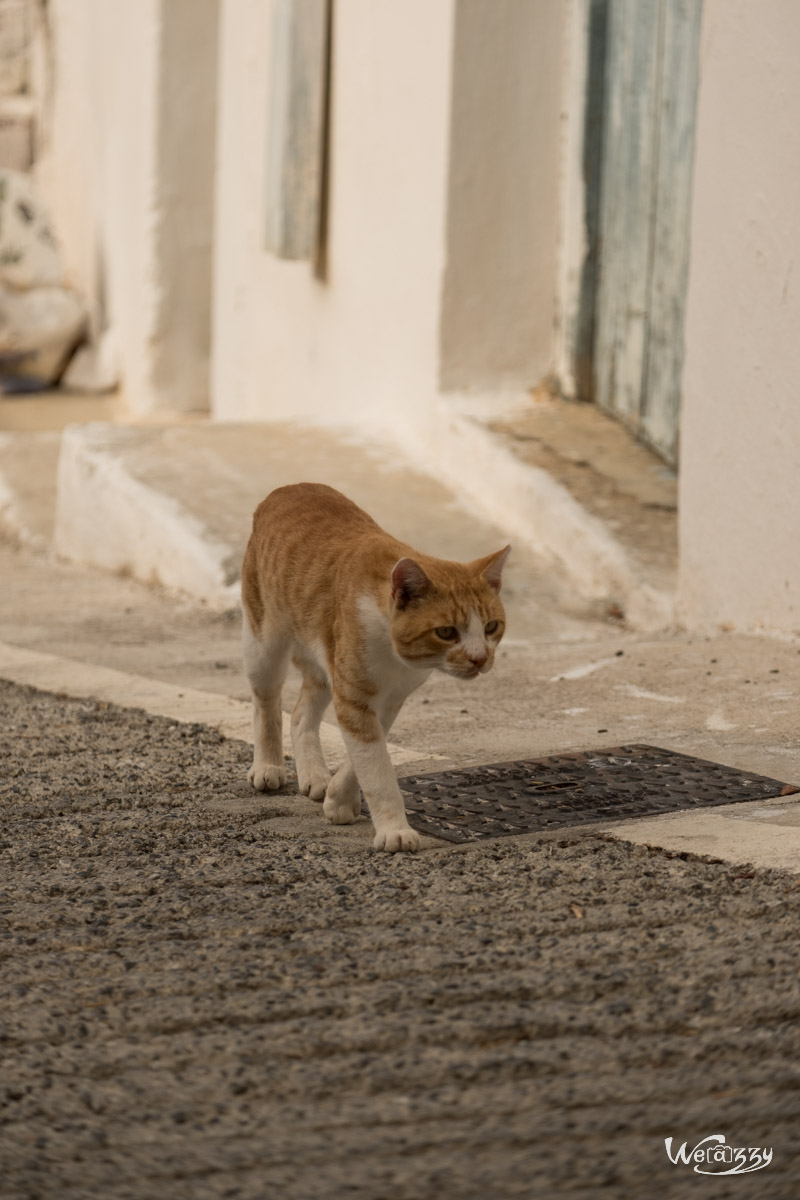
[{"x1": 2, "y1": 680, "x2": 800, "y2": 1199}]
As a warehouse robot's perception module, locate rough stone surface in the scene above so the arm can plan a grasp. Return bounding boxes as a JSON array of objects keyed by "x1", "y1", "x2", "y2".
[
  {"x1": 2, "y1": 680, "x2": 800, "y2": 1198},
  {"x1": 0, "y1": 2, "x2": 31, "y2": 100},
  {"x1": 0, "y1": 283, "x2": 86, "y2": 386},
  {"x1": 0, "y1": 171, "x2": 88, "y2": 387},
  {"x1": 0, "y1": 170, "x2": 63, "y2": 291}
]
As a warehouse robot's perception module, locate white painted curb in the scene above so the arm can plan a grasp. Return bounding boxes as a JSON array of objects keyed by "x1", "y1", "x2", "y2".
[
  {"x1": 53, "y1": 423, "x2": 240, "y2": 610},
  {"x1": 0, "y1": 640, "x2": 439, "y2": 769}
]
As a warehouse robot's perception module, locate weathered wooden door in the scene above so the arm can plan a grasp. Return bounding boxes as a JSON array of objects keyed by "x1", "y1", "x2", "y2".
[{"x1": 593, "y1": 0, "x2": 702, "y2": 466}]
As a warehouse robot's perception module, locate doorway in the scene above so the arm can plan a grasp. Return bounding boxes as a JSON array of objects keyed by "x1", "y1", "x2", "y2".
[{"x1": 588, "y1": 0, "x2": 702, "y2": 467}]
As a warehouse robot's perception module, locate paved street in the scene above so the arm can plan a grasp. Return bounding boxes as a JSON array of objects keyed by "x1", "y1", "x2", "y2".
[{"x1": 2, "y1": 678, "x2": 800, "y2": 1198}]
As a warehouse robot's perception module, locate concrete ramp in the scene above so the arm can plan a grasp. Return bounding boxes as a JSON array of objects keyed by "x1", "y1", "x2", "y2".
[{"x1": 52, "y1": 420, "x2": 593, "y2": 642}]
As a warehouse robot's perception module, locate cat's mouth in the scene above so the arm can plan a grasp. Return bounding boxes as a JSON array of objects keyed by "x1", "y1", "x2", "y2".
[{"x1": 448, "y1": 663, "x2": 485, "y2": 680}]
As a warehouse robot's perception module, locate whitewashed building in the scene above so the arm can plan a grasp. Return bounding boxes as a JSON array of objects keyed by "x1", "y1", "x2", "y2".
[{"x1": 17, "y1": 0, "x2": 800, "y2": 637}]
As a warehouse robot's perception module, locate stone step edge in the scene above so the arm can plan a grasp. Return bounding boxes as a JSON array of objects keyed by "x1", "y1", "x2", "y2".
[
  {"x1": 53, "y1": 422, "x2": 240, "y2": 610},
  {"x1": 404, "y1": 403, "x2": 676, "y2": 633},
  {"x1": 0, "y1": 640, "x2": 441, "y2": 770},
  {"x1": 50, "y1": 415, "x2": 675, "y2": 630}
]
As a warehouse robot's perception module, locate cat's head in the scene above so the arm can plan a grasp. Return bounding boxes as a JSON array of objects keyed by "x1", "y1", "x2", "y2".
[{"x1": 389, "y1": 546, "x2": 510, "y2": 679}]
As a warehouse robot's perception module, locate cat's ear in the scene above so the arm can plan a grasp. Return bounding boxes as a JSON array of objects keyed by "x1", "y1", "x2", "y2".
[
  {"x1": 474, "y1": 544, "x2": 511, "y2": 592},
  {"x1": 391, "y1": 558, "x2": 431, "y2": 607}
]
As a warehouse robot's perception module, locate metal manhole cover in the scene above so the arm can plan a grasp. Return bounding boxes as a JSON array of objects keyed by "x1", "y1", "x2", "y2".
[{"x1": 397, "y1": 744, "x2": 799, "y2": 844}]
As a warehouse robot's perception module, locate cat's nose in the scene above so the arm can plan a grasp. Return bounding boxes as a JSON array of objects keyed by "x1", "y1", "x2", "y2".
[{"x1": 467, "y1": 652, "x2": 488, "y2": 668}]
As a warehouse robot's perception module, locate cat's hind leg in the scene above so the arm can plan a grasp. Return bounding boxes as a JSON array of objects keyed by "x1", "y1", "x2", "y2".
[
  {"x1": 243, "y1": 616, "x2": 290, "y2": 791},
  {"x1": 323, "y1": 757, "x2": 362, "y2": 824},
  {"x1": 291, "y1": 656, "x2": 332, "y2": 801}
]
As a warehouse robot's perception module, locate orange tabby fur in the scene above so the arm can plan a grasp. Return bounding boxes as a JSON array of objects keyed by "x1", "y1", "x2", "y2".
[{"x1": 241, "y1": 483, "x2": 509, "y2": 852}]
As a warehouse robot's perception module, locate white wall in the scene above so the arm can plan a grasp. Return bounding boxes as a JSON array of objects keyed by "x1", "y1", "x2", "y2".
[
  {"x1": 212, "y1": 0, "x2": 455, "y2": 429},
  {"x1": 554, "y1": 0, "x2": 590, "y2": 402},
  {"x1": 37, "y1": 0, "x2": 568, "y2": 425},
  {"x1": 211, "y1": 0, "x2": 567, "y2": 429},
  {"x1": 35, "y1": 0, "x2": 217, "y2": 414},
  {"x1": 678, "y1": 0, "x2": 800, "y2": 635}
]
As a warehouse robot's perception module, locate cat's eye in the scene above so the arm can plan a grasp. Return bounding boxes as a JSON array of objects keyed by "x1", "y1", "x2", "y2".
[
  {"x1": 435, "y1": 626, "x2": 459, "y2": 642},
  {"x1": 485, "y1": 620, "x2": 500, "y2": 636}
]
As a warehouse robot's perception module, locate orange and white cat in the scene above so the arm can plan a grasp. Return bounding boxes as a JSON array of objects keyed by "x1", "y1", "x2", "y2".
[{"x1": 241, "y1": 483, "x2": 509, "y2": 853}]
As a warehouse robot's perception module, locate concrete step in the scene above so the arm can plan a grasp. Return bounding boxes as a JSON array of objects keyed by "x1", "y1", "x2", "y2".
[
  {"x1": 485, "y1": 391, "x2": 677, "y2": 594},
  {"x1": 52, "y1": 419, "x2": 606, "y2": 644},
  {"x1": 411, "y1": 391, "x2": 676, "y2": 630},
  {"x1": 1, "y1": 395, "x2": 677, "y2": 634}
]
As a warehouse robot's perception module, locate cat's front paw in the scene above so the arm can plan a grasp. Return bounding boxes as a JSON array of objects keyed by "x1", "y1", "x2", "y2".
[
  {"x1": 373, "y1": 825, "x2": 420, "y2": 853},
  {"x1": 297, "y1": 768, "x2": 330, "y2": 802},
  {"x1": 248, "y1": 762, "x2": 287, "y2": 792}
]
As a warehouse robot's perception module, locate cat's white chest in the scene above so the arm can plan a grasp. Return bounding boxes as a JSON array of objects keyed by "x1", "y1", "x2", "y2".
[{"x1": 356, "y1": 595, "x2": 430, "y2": 700}]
